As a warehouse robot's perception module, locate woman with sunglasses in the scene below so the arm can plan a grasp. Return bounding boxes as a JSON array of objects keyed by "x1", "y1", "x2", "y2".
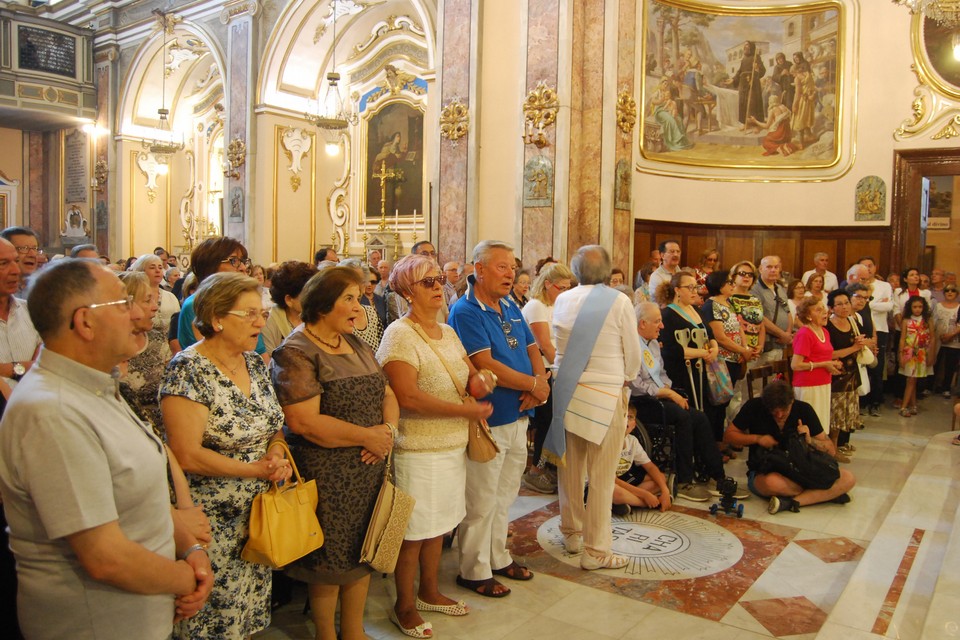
[
  {"x1": 270, "y1": 267, "x2": 399, "y2": 640},
  {"x1": 520, "y1": 262, "x2": 576, "y2": 494},
  {"x1": 933, "y1": 285, "x2": 960, "y2": 396},
  {"x1": 161, "y1": 272, "x2": 292, "y2": 639},
  {"x1": 376, "y1": 255, "x2": 494, "y2": 638},
  {"x1": 727, "y1": 261, "x2": 766, "y2": 362}
]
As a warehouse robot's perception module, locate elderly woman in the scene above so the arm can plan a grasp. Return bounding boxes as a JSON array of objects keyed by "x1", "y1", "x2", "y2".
[
  {"x1": 790, "y1": 297, "x2": 843, "y2": 436},
  {"x1": 826, "y1": 290, "x2": 867, "y2": 462},
  {"x1": 161, "y1": 272, "x2": 292, "y2": 639},
  {"x1": 340, "y1": 258, "x2": 385, "y2": 350},
  {"x1": 520, "y1": 262, "x2": 575, "y2": 493},
  {"x1": 262, "y1": 260, "x2": 317, "y2": 353},
  {"x1": 117, "y1": 271, "x2": 166, "y2": 429},
  {"x1": 270, "y1": 267, "x2": 399, "y2": 640},
  {"x1": 177, "y1": 237, "x2": 264, "y2": 355},
  {"x1": 510, "y1": 270, "x2": 531, "y2": 308},
  {"x1": 132, "y1": 253, "x2": 181, "y2": 337},
  {"x1": 361, "y1": 268, "x2": 388, "y2": 327},
  {"x1": 376, "y1": 254, "x2": 494, "y2": 638}
]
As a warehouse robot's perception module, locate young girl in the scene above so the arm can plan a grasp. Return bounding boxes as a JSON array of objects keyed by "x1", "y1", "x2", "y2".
[
  {"x1": 613, "y1": 405, "x2": 673, "y2": 516},
  {"x1": 899, "y1": 295, "x2": 935, "y2": 417}
]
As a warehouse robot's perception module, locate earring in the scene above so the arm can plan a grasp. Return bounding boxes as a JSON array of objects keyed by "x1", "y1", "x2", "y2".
[
  {"x1": 216, "y1": 323, "x2": 223, "y2": 331},
  {"x1": 406, "y1": 298, "x2": 413, "y2": 303}
]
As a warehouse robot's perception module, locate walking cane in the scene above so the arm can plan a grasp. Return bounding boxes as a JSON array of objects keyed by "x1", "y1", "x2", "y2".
[
  {"x1": 741, "y1": 51, "x2": 761, "y2": 132},
  {"x1": 691, "y1": 328, "x2": 709, "y2": 410},
  {"x1": 675, "y1": 328, "x2": 699, "y2": 410}
]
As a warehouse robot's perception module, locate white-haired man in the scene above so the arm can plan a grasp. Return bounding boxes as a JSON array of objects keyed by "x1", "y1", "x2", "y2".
[{"x1": 802, "y1": 252, "x2": 838, "y2": 292}]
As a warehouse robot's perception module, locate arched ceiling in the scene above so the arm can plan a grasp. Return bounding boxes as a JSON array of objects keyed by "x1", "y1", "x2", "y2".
[{"x1": 258, "y1": 0, "x2": 437, "y2": 114}]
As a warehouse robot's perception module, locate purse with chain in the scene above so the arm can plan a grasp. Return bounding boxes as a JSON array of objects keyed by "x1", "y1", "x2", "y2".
[{"x1": 359, "y1": 449, "x2": 415, "y2": 573}]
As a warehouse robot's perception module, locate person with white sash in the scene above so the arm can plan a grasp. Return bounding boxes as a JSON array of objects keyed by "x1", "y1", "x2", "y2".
[{"x1": 546, "y1": 246, "x2": 641, "y2": 571}]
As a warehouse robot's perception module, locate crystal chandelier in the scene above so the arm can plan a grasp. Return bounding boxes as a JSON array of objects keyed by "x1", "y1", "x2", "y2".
[
  {"x1": 305, "y1": 0, "x2": 358, "y2": 153},
  {"x1": 892, "y1": 0, "x2": 960, "y2": 28},
  {"x1": 142, "y1": 12, "x2": 184, "y2": 174}
]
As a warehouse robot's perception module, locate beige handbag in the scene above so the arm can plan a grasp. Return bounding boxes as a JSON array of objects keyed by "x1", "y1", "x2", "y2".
[
  {"x1": 403, "y1": 319, "x2": 500, "y2": 463},
  {"x1": 359, "y1": 449, "x2": 415, "y2": 573}
]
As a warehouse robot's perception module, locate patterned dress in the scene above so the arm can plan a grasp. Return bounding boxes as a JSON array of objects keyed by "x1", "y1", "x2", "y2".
[
  {"x1": 899, "y1": 317, "x2": 932, "y2": 378},
  {"x1": 354, "y1": 304, "x2": 384, "y2": 351},
  {"x1": 826, "y1": 318, "x2": 862, "y2": 433},
  {"x1": 121, "y1": 312, "x2": 172, "y2": 431},
  {"x1": 160, "y1": 348, "x2": 284, "y2": 640},
  {"x1": 270, "y1": 330, "x2": 386, "y2": 585}
]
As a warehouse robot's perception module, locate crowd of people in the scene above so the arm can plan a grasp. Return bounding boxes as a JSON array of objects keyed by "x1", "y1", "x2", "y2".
[{"x1": 0, "y1": 226, "x2": 955, "y2": 639}]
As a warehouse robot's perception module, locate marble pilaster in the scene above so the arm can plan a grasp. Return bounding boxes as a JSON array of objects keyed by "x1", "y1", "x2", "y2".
[
  {"x1": 27, "y1": 132, "x2": 45, "y2": 238},
  {"x1": 437, "y1": 0, "x2": 476, "y2": 264},
  {"x1": 613, "y1": 0, "x2": 636, "y2": 273},
  {"x1": 93, "y1": 46, "x2": 117, "y2": 256}
]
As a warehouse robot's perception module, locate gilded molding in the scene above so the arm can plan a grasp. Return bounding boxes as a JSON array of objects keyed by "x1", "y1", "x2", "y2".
[
  {"x1": 893, "y1": 65, "x2": 960, "y2": 140},
  {"x1": 522, "y1": 81, "x2": 559, "y2": 148},
  {"x1": 281, "y1": 127, "x2": 312, "y2": 192},
  {"x1": 439, "y1": 98, "x2": 469, "y2": 143},
  {"x1": 219, "y1": 0, "x2": 260, "y2": 25},
  {"x1": 616, "y1": 90, "x2": 637, "y2": 135}
]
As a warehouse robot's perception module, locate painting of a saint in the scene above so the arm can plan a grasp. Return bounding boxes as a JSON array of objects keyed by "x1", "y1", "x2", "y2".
[
  {"x1": 365, "y1": 102, "x2": 424, "y2": 220},
  {"x1": 639, "y1": 0, "x2": 844, "y2": 171}
]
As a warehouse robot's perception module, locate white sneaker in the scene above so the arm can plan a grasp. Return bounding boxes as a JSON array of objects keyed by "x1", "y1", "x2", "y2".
[
  {"x1": 563, "y1": 533, "x2": 583, "y2": 555},
  {"x1": 677, "y1": 483, "x2": 710, "y2": 502}
]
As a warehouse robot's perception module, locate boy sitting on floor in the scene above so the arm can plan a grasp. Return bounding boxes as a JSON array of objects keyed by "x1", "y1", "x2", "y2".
[{"x1": 613, "y1": 404, "x2": 673, "y2": 515}]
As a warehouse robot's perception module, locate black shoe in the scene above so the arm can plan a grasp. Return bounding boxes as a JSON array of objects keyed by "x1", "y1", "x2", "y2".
[
  {"x1": 768, "y1": 496, "x2": 799, "y2": 514},
  {"x1": 829, "y1": 493, "x2": 851, "y2": 505},
  {"x1": 612, "y1": 503, "x2": 631, "y2": 517}
]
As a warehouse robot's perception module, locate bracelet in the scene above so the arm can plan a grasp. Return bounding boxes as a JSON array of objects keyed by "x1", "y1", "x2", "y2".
[
  {"x1": 531, "y1": 376, "x2": 539, "y2": 393},
  {"x1": 384, "y1": 422, "x2": 398, "y2": 439},
  {"x1": 178, "y1": 543, "x2": 206, "y2": 561}
]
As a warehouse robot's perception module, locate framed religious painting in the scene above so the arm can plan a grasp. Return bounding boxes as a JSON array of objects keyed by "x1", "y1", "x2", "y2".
[
  {"x1": 362, "y1": 100, "x2": 425, "y2": 223},
  {"x1": 636, "y1": 0, "x2": 858, "y2": 181}
]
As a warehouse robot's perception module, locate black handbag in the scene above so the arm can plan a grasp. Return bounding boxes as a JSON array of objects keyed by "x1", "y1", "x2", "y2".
[{"x1": 748, "y1": 425, "x2": 840, "y2": 490}]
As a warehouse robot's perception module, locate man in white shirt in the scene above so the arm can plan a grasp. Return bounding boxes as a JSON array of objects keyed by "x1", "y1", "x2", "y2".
[
  {"x1": 0, "y1": 239, "x2": 40, "y2": 389},
  {"x1": 647, "y1": 240, "x2": 681, "y2": 297},
  {"x1": 801, "y1": 252, "x2": 839, "y2": 292},
  {"x1": 858, "y1": 257, "x2": 893, "y2": 416},
  {"x1": 552, "y1": 245, "x2": 641, "y2": 570}
]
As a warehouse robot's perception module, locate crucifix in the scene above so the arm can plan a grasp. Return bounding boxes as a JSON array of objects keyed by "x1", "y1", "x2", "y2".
[{"x1": 372, "y1": 160, "x2": 399, "y2": 231}]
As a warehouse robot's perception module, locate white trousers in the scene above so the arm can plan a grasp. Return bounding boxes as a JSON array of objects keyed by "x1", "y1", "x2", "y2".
[
  {"x1": 458, "y1": 418, "x2": 529, "y2": 580},
  {"x1": 557, "y1": 390, "x2": 628, "y2": 560}
]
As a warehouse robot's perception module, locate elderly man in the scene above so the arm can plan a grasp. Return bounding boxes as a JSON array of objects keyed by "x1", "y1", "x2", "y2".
[
  {"x1": 930, "y1": 268, "x2": 946, "y2": 304},
  {"x1": 70, "y1": 244, "x2": 100, "y2": 259},
  {"x1": 752, "y1": 255, "x2": 792, "y2": 363},
  {"x1": 647, "y1": 240, "x2": 681, "y2": 297},
  {"x1": 448, "y1": 240, "x2": 549, "y2": 597},
  {"x1": 629, "y1": 302, "x2": 744, "y2": 502},
  {"x1": 0, "y1": 238, "x2": 40, "y2": 389},
  {"x1": 313, "y1": 246, "x2": 338, "y2": 266},
  {"x1": 725, "y1": 380, "x2": 856, "y2": 514},
  {"x1": 547, "y1": 246, "x2": 641, "y2": 570},
  {"x1": 858, "y1": 256, "x2": 893, "y2": 416},
  {"x1": 375, "y1": 259, "x2": 392, "y2": 296},
  {"x1": 367, "y1": 249, "x2": 382, "y2": 269},
  {"x1": 0, "y1": 226, "x2": 42, "y2": 295},
  {"x1": 802, "y1": 252, "x2": 839, "y2": 292},
  {"x1": 0, "y1": 259, "x2": 213, "y2": 639}
]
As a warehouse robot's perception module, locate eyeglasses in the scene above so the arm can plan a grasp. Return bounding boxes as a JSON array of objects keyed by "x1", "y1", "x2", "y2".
[
  {"x1": 852, "y1": 294, "x2": 873, "y2": 301},
  {"x1": 368, "y1": 279, "x2": 378, "y2": 285},
  {"x1": 415, "y1": 274, "x2": 447, "y2": 288},
  {"x1": 946, "y1": 289, "x2": 959, "y2": 294},
  {"x1": 13, "y1": 245, "x2": 42, "y2": 255},
  {"x1": 501, "y1": 321, "x2": 519, "y2": 349},
  {"x1": 678, "y1": 284, "x2": 698, "y2": 292},
  {"x1": 221, "y1": 256, "x2": 252, "y2": 269},
  {"x1": 69, "y1": 295, "x2": 135, "y2": 329},
  {"x1": 725, "y1": 280, "x2": 734, "y2": 286},
  {"x1": 550, "y1": 282, "x2": 571, "y2": 292},
  {"x1": 226, "y1": 308, "x2": 270, "y2": 322},
  {"x1": 735, "y1": 271, "x2": 754, "y2": 278},
  {"x1": 416, "y1": 250, "x2": 438, "y2": 258}
]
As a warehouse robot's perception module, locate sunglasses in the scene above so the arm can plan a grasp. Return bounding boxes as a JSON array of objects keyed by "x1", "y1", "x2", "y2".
[
  {"x1": 946, "y1": 289, "x2": 958, "y2": 293},
  {"x1": 415, "y1": 274, "x2": 447, "y2": 288},
  {"x1": 501, "y1": 321, "x2": 519, "y2": 349},
  {"x1": 735, "y1": 271, "x2": 754, "y2": 278}
]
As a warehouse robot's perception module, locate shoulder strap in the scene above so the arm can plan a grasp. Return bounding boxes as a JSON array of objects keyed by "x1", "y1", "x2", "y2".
[
  {"x1": 402, "y1": 318, "x2": 468, "y2": 399},
  {"x1": 667, "y1": 303, "x2": 704, "y2": 328}
]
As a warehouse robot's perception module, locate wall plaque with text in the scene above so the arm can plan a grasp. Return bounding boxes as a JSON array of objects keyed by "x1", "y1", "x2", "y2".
[{"x1": 18, "y1": 25, "x2": 77, "y2": 78}]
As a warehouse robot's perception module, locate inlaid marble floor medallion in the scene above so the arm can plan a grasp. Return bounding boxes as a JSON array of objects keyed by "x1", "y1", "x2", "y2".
[{"x1": 536, "y1": 509, "x2": 744, "y2": 579}]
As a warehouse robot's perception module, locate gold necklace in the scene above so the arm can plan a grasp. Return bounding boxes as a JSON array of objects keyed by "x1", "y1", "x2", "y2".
[
  {"x1": 306, "y1": 324, "x2": 342, "y2": 350},
  {"x1": 205, "y1": 346, "x2": 243, "y2": 376}
]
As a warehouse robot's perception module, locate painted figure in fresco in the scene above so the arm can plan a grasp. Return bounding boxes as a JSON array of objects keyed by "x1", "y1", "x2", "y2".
[
  {"x1": 730, "y1": 42, "x2": 766, "y2": 126},
  {"x1": 771, "y1": 52, "x2": 794, "y2": 111},
  {"x1": 791, "y1": 61, "x2": 818, "y2": 149},
  {"x1": 648, "y1": 80, "x2": 693, "y2": 152},
  {"x1": 746, "y1": 95, "x2": 795, "y2": 157}
]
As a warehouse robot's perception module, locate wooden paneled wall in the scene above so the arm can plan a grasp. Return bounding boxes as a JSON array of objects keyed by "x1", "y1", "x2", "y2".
[{"x1": 633, "y1": 220, "x2": 891, "y2": 283}]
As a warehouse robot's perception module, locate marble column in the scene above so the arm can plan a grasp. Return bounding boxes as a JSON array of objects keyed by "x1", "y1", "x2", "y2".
[
  {"x1": 613, "y1": 0, "x2": 637, "y2": 273},
  {"x1": 93, "y1": 45, "x2": 118, "y2": 256},
  {"x1": 436, "y1": 0, "x2": 479, "y2": 264},
  {"x1": 220, "y1": 0, "x2": 260, "y2": 245}
]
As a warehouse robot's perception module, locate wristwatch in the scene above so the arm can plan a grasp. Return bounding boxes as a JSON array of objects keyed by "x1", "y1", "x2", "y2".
[{"x1": 11, "y1": 362, "x2": 25, "y2": 381}]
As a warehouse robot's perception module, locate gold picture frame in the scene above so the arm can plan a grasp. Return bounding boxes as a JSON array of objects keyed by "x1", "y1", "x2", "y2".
[{"x1": 636, "y1": 0, "x2": 858, "y2": 182}]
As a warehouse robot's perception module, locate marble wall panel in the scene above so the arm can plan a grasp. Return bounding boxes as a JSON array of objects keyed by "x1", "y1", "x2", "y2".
[
  {"x1": 613, "y1": 0, "x2": 637, "y2": 271},
  {"x1": 438, "y1": 0, "x2": 473, "y2": 263},
  {"x1": 229, "y1": 21, "x2": 248, "y2": 185},
  {"x1": 565, "y1": 0, "x2": 585, "y2": 258},
  {"x1": 28, "y1": 132, "x2": 44, "y2": 237}
]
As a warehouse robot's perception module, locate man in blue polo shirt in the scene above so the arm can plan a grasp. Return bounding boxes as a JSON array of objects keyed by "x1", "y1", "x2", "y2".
[{"x1": 448, "y1": 240, "x2": 550, "y2": 598}]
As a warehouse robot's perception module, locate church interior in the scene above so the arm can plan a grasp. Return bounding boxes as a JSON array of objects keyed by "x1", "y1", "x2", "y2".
[{"x1": 2, "y1": 0, "x2": 960, "y2": 637}]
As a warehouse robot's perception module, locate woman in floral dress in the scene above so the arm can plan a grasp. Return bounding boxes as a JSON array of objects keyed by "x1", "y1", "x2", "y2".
[{"x1": 161, "y1": 272, "x2": 291, "y2": 639}]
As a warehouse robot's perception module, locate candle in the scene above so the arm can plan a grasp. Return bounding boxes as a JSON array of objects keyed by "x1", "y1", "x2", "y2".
[{"x1": 395, "y1": 208, "x2": 399, "y2": 229}]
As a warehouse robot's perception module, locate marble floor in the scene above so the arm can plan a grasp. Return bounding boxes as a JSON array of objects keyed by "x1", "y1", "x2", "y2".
[{"x1": 259, "y1": 394, "x2": 959, "y2": 640}]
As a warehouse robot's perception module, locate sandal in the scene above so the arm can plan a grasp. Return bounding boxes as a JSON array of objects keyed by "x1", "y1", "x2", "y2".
[
  {"x1": 389, "y1": 609, "x2": 433, "y2": 638},
  {"x1": 416, "y1": 597, "x2": 469, "y2": 616},
  {"x1": 455, "y1": 575, "x2": 510, "y2": 598},
  {"x1": 899, "y1": 408, "x2": 912, "y2": 418},
  {"x1": 492, "y1": 561, "x2": 533, "y2": 581},
  {"x1": 952, "y1": 435, "x2": 960, "y2": 446}
]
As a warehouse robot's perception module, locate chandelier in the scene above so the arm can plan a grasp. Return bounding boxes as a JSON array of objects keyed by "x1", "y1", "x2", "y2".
[
  {"x1": 142, "y1": 11, "x2": 184, "y2": 174},
  {"x1": 305, "y1": 0, "x2": 358, "y2": 153},
  {"x1": 892, "y1": 0, "x2": 960, "y2": 28}
]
